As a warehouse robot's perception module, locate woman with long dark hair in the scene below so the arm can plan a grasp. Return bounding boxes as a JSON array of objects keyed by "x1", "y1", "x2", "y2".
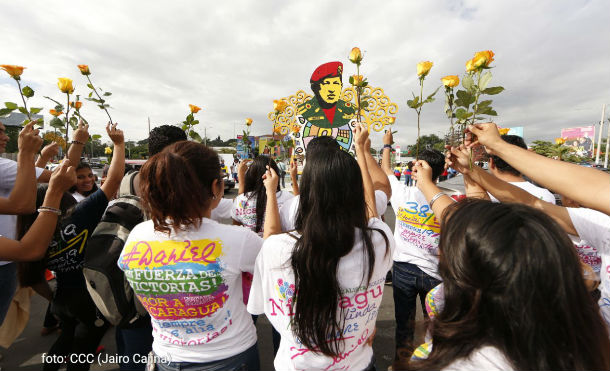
[
  {"x1": 409, "y1": 160, "x2": 610, "y2": 370},
  {"x1": 69, "y1": 162, "x2": 99, "y2": 202},
  {"x1": 248, "y1": 125, "x2": 394, "y2": 370},
  {"x1": 232, "y1": 155, "x2": 294, "y2": 236},
  {"x1": 119, "y1": 141, "x2": 263, "y2": 371}
]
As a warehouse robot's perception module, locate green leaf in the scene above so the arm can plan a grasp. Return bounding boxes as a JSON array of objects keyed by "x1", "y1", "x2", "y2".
[
  {"x1": 482, "y1": 86, "x2": 504, "y2": 95},
  {"x1": 189, "y1": 131, "x2": 202, "y2": 143},
  {"x1": 0, "y1": 108, "x2": 13, "y2": 117},
  {"x1": 86, "y1": 97, "x2": 101, "y2": 103},
  {"x1": 423, "y1": 87, "x2": 440, "y2": 104},
  {"x1": 92, "y1": 134, "x2": 102, "y2": 140},
  {"x1": 182, "y1": 124, "x2": 189, "y2": 131},
  {"x1": 407, "y1": 96, "x2": 420, "y2": 109},
  {"x1": 34, "y1": 118, "x2": 44, "y2": 126},
  {"x1": 18, "y1": 107, "x2": 28, "y2": 115},
  {"x1": 59, "y1": 128, "x2": 66, "y2": 134},
  {"x1": 50, "y1": 117, "x2": 64, "y2": 129},
  {"x1": 475, "y1": 100, "x2": 493, "y2": 111},
  {"x1": 478, "y1": 71, "x2": 492, "y2": 91},
  {"x1": 21, "y1": 119, "x2": 31, "y2": 126},
  {"x1": 103, "y1": 92, "x2": 112, "y2": 96},
  {"x1": 55, "y1": 104, "x2": 64, "y2": 112},
  {"x1": 30, "y1": 107, "x2": 43, "y2": 114},
  {"x1": 87, "y1": 84, "x2": 94, "y2": 90},
  {"x1": 5, "y1": 102, "x2": 18, "y2": 110},
  {"x1": 21, "y1": 86, "x2": 34, "y2": 98},
  {"x1": 349, "y1": 76, "x2": 354, "y2": 85},
  {"x1": 455, "y1": 90, "x2": 475, "y2": 108},
  {"x1": 88, "y1": 92, "x2": 93, "y2": 98},
  {"x1": 191, "y1": 120, "x2": 199, "y2": 125},
  {"x1": 462, "y1": 75, "x2": 475, "y2": 92}
]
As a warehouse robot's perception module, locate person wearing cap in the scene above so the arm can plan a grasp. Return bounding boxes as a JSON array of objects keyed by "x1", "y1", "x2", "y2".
[{"x1": 294, "y1": 61, "x2": 357, "y2": 154}]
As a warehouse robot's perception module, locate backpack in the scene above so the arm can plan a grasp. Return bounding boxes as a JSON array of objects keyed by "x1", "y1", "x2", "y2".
[{"x1": 83, "y1": 170, "x2": 148, "y2": 327}]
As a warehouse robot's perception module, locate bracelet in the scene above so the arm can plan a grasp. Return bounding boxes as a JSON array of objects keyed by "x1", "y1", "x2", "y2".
[
  {"x1": 71, "y1": 140, "x2": 85, "y2": 145},
  {"x1": 383, "y1": 144, "x2": 393, "y2": 150},
  {"x1": 428, "y1": 192, "x2": 446, "y2": 208},
  {"x1": 38, "y1": 206, "x2": 62, "y2": 216}
]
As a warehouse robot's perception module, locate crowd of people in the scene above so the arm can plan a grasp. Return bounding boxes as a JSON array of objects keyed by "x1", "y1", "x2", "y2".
[{"x1": 0, "y1": 118, "x2": 609, "y2": 371}]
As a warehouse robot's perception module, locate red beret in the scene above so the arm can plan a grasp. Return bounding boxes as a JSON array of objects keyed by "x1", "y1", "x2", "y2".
[{"x1": 310, "y1": 61, "x2": 343, "y2": 83}]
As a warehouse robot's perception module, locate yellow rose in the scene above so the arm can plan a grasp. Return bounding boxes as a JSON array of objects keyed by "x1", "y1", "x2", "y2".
[
  {"x1": 0, "y1": 65, "x2": 26, "y2": 79},
  {"x1": 273, "y1": 100, "x2": 288, "y2": 113},
  {"x1": 555, "y1": 138, "x2": 565, "y2": 145},
  {"x1": 189, "y1": 104, "x2": 201, "y2": 114},
  {"x1": 351, "y1": 74, "x2": 364, "y2": 86},
  {"x1": 465, "y1": 58, "x2": 476, "y2": 72},
  {"x1": 388, "y1": 117, "x2": 396, "y2": 125},
  {"x1": 472, "y1": 50, "x2": 495, "y2": 68},
  {"x1": 417, "y1": 61, "x2": 433, "y2": 77},
  {"x1": 49, "y1": 109, "x2": 63, "y2": 117},
  {"x1": 70, "y1": 101, "x2": 82, "y2": 110},
  {"x1": 104, "y1": 146, "x2": 113, "y2": 155},
  {"x1": 349, "y1": 47, "x2": 362, "y2": 64},
  {"x1": 77, "y1": 64, "x2": 90, "y2": 75},
  {"x1": 245, "y1": 118, "x2": 253, "y2": 126},
  {"x1": 441, "y1": 75, "x2": 460, "y2": 88},
  {"x1": 57, "y1": 78, "x2": 74, "y2": 94},
  {"x1": 498, "y1": 128, "x2": 510, "y2": 135},
  {"x1": 290, "y1": 123, "x2": 301, "y2": 133}
]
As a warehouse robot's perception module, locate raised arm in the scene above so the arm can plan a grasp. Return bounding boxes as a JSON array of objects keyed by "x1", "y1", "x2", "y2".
[
  {"x1": 366, "y1": 139, "x2": 391, "y2": 199},
  {"x1": 412, "y1": 160, "x2": 454, "y2": 222},
  {"x1": 444, "y1": 145, "x2": 490, "y2": 200},
  {"x1": 450, "y1": 145, "x2": 577, "y2": 235},
  {"x1": 289, "y1": 159, "x2": 300, "y2": 196},
  {"x1": 469, "y1": 123, "x2": 610, "y2": 215},
  {"x1": 100, "y1": 123, "x2": 125, "y2": 200},
  {"x1": 381, "y1": 130, "x2": 394, "y2": 176},
  {"x1": 237, "y1": 159, "x2": 250, "y2": 195},
  {"x1": 354, "y1": 124, "x2": 377, "y2": 219},
  {"x1": 35, "y1": 142, "x2": 59, "y2": 168},
  {"x1": 37, "y1": 121, "x2": 89, "y2": 183},
  {"x1": 0, "y1": 160, "x2": 76, "y2": 261},
  {"x1": 0, "y1": 122, "x2": 42, "y2": 214},
  {"x1": 262, "y1": 165, "x2": 281, "y2": 238}
]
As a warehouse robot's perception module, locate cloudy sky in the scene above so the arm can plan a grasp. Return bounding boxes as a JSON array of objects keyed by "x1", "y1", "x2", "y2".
[{"x1": 1, "y1": 0, "x2": 609, "y2": 147}]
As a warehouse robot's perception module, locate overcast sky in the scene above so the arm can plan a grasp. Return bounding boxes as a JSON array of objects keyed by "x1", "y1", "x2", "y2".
[{"x1": 1, "y1": 0, "x2": 609, "y2": 147}]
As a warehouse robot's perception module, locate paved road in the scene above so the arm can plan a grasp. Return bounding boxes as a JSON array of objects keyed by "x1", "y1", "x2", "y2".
[{"x1": 0, "y1": 182, "x2": 427, "y2": 371}]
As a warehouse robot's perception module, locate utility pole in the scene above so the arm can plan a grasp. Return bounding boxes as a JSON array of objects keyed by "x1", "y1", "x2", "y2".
[
  {"x1": 605, "y1": 118, "x2": 610, "y2": 168},
  {"x1": 595, "y1": 104, "x2": 605, "y2": 164}
]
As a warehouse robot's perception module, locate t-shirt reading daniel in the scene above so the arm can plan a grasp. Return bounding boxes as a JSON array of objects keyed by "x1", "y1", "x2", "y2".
[
  {"x1": 248, "y1": 218, "x2": 395, "y2": 370},
  {"x1": 388, "y1": 175, "x2": 441, "y2": 279},
  {"x1": 232, "y1": 190, "x2": 295, "y2": 236},
  {"x1": 118, "y1": 218, "x2": 263, "y2": 362}
]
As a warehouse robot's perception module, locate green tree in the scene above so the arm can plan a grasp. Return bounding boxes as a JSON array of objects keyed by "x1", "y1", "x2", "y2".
[{"x1": 407, "y1": 134, "x2": 445, "y2": 154}]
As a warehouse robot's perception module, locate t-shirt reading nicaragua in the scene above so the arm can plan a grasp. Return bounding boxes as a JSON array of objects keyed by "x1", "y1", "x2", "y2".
[
  {"x1": 248, "y1": 218, "x2": 395, "y2": 370},
  {"x1": 46, "y1": 188, "x2": 109, "y2": 288},
  {"x1": 567, "y1": 207, "x2": 610, "y2": 330},
  {"x1": 388, "y1": 175, "x2": 441, "y2": 279},
  {"x1": 118, "y1": 218, "x2": 263, "y2": 362},
  {"x1": 232, "y1": 190, "x2": 295, "y2": 236}
]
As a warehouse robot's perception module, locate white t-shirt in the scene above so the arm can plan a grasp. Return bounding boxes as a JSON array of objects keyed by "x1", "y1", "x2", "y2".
[
  {"x1": 0, "y1": 158, "x2": 45, "y2": 265},
  {"x1": 442, "y1": 346, "x2": 514, "y2": 371},
  {"x1": 210, "y1": 198, "x2": 232, "y2": 221},
  {"x1": 118, "y1": 218, "x2": 263, "y2": 363},
  {"x1": 388, "y1": 175, "x2": 441, "y2": 279},
  {"x1": 232, "y1": 190, "x2": 295, "y2": 235},
  {"x1": 567, "y1": 207, "x2": 610, "y2": 328},
  {"x1": 279, "y1": 190, "x2": 389, "y2": 232},
  {"x1": 488, "y1": 181, "x2": 556, "y2": 204},
  {"x1": 248, "y1": 218, "x2": 395, "y2": 371},
  {"x1": 70, "y1": 191, "x2": 86, "y2": 203}
]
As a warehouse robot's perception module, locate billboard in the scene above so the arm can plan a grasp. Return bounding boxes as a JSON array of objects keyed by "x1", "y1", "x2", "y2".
[
  {"x1": 507, "y1": 126, "x2": 523, "y2": 137},
  {"x1": 236, "y1": 135, "x2": 256, "y2": 159},
  {"x1": 561, "y1": 126, "x2": 595, "y2": 158}
]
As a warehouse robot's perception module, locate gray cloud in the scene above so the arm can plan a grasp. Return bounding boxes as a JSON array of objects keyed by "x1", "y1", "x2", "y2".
[{"x1": 1, "y1": 0, "x2": 609, "y2": 147}]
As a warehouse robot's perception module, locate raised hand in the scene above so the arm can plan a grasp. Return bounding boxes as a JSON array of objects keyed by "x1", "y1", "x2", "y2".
[
  {"x1": 262, "y1": 165, "x2": 279, "y2": 193},
  {"x1": 40, "y1": 142, "x2": 60, "y2": 159},
  {"x1": 412, "y1": 160, "x2": 433, "y2": 186},
  {"x1": 289, "y1": 159, "x2": 298, "y2": 177},
  {"x1": 106, "y1": 122, "x2": 124, "y2": 145},
  {"x1": 353, "y1": 123, "x2": 369, "y2": 149},
  {"x1": 467, "y1": 123, "x2": 502, "y2": 155},
  {"x1": 446, "y1": 145, "x2": 473, "y2": 175},
  {"x1": 48, "y1": 159, "x2": 76, "y2": 193},
  {"x1": 383, "y1": 129, "x2": 394, "y2": 146},
  {"x1": 18, "y1": 122, "x2": 43, "y2": 156},
  {"x1": 72, "y1": 120, "x2": 90, "y2": 144}
]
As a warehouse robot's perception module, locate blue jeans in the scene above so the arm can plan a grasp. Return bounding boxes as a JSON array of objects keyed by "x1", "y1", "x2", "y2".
[
  {"x1": 392, "y1": 262, "x2": 441, "y2": 353},
  {"x1": 115, "y1": 320, "x2": 153, "y2": 371},
  {"x1": 155, "y1": 343, "x2": 259, "y2": 371},
  {"x1": 404, "y1": 175, "x2": 412, "y2": 186},
  {"x1": 0, "y1": 262, "x2": 17, "y2": 325}
]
